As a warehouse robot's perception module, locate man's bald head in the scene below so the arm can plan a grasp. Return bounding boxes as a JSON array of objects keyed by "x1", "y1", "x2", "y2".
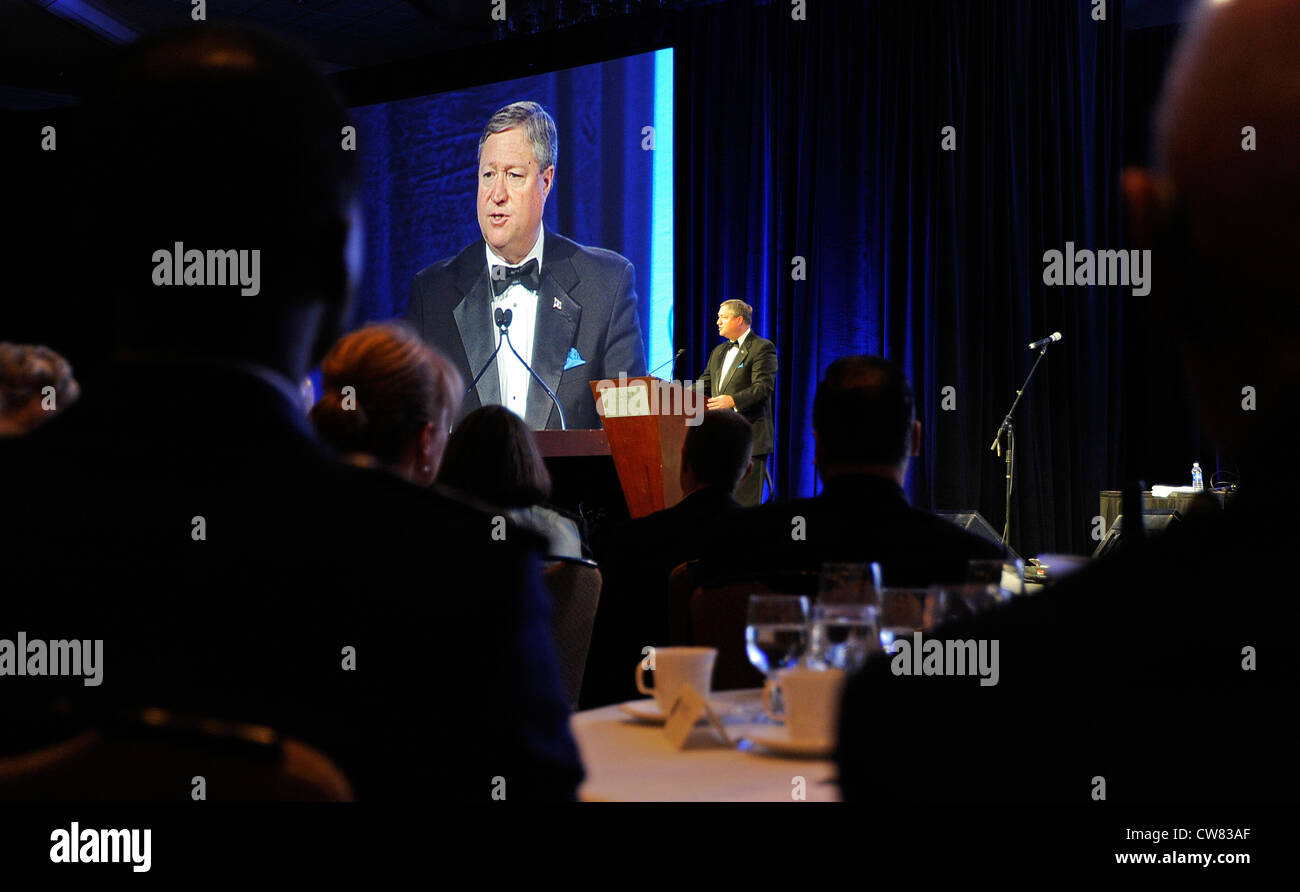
[
  {"x1": 1129, "y1": 0, "x2": 1300, "y2": 457},
  {"x1": 85, "y1": 26, "x2": 358, "y2": 375},
  {"x1": 92, "y1": 25, "x2": 356, "y2": 248},
  {"x1": 1156, "y1": 0, "x2": 1300, "y2": 284}
]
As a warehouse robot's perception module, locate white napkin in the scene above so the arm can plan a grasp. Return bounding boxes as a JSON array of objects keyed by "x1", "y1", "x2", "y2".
[{"x1": 1151, "y1": 484, "x2": 1198, "y2": 497}]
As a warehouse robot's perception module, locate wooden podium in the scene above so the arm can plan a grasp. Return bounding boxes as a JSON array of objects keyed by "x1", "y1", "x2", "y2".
[{"x1": 587, "y1": 376, "x2": 698, "y2": 519}]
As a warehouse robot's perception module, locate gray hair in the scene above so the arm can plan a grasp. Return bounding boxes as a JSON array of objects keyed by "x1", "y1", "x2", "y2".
[
  {"x1": 720, "y1": 299, "x2": 753, "y2": 326},
  {"x1": 477, "y1": 101, "x2": 558, "y2": 172}
]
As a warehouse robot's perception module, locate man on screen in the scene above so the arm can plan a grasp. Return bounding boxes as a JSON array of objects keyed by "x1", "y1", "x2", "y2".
[{"x1": 407, "y1": 101, "x2": 647, "y2": 430}]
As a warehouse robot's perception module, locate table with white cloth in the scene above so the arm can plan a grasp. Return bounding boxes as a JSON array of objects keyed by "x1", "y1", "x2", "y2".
[{"x1": 570, "y1": 689, "x2": 840, "y2": 802}]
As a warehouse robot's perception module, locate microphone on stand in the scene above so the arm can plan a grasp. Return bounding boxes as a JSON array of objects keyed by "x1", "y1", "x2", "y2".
[
  {"x1": 496, "y1": 309, "x2": 568, "y2": 431},
  {"x1": 649, "y1": 348, "x2": 686, "y2": 377},
  {"x1": 990, "y1": 331, "x2": 1059, "y2": 546},
  {"x1": 465, "y1": 307, "x2": 512, "y2": 396}
]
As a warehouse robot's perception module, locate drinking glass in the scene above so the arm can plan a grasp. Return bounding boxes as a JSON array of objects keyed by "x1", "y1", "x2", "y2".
[
  {"x1": 926, "y1": 559, "x2": 1028, "y2": 629},
  {"x1": 809, "y1": 602, "x2": 879, "y2": 672},
  {"x1": 745, "y1": 595, "x2": 810, "y2": 674},
  {"x1": 745, "y1": 595, "x2": 810, "y2": 719}
]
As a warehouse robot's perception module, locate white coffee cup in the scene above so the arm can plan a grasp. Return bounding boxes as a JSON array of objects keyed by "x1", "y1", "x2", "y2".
[
  {"x1": 635, "y1": 646, "x2": 717, "y2": 713},
  {"x1": 762, "y1": 667, "x2": 847, "y2": 741}
]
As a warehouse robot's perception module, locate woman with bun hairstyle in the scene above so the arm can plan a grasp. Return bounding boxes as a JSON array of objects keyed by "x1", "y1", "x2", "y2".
[{"x1": 310, "y1": 321, "x2": 462, "y2": 485}]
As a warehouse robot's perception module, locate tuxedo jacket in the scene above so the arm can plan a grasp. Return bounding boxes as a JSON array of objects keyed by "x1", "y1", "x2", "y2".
[
  {"x1": 698, "y1": 331, "x2": 776, "y2": 455},
  {"x1": 407, "y1": 227, "x2": 647, "y2": 430}
]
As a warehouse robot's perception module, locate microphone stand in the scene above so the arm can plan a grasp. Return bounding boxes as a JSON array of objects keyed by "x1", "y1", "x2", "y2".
[
  {"x1": 499, "y1": 319, "x2": 568, "y2": 431},
  {"x1": 466, "y1": 308, "x2": 510, "y2": 395},
  {"x1": 649, "y1": 349, "x2": 685, "y2": 378},
  {"x1": 989, "y1": 343, "x2": 1053, "y2": 547}
]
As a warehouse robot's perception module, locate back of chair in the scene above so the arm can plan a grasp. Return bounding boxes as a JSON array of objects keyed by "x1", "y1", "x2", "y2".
[
  {"x1": 666, "y1": 560, "x2": 700, "y2": 645},
  {"x1": 0, "y1": 711, "x2": 353, "y2": 801},
  {"x1": 690, "y1": 583, "x2": 769, "y2": 690},
  {"x1": 542, "y1": 557, "x2": 603, "y2": 708},
  {"x1": 673, "y1": 561, "x2": 818, "y2": 690}
]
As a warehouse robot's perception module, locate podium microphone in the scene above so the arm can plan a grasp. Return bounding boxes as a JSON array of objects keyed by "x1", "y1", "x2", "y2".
[
  {"x1": 465, "y1": 307, "x2": 512, "y2": 396},
  {"x1": 649, "y1": 348, "x2": 686, "y2": 377},
  {"x1": 1027, "y1": 331, "x2": 1062, "y2": 350},
  {"x1": 496, "y1": 309, "x2": 568, "y2": 431}
]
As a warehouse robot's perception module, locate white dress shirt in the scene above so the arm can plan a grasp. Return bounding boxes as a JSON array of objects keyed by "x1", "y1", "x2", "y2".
[
  {"x1": 719, "y1": 327, "x2": 751, "y2": 387},
  {"x1": 486, "y1": 228, "x2": 544, "y2": 422}
]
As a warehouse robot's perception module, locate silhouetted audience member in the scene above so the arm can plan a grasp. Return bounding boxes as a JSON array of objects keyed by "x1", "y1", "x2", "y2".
[
  {"x1": 437, "y1": 405, "x2": 587, "y2": 560},
  {"x1": 310, "y1": 321, "x2": 462, "y2": 484},
  {"x1": 729, "y1": 355, "x2": 1003, "y2": 585},
  {"x1": 838, "y1": 0, "x2": 1300, "y2": 803},
  {"x1": 0, "y1": 343, "x2": 80, "y2": 437},
  {"x1": 0, "y1": 25, "x2": 581, "y2": 801},
  {"x1": 582, "y1": 409, "x2": 754, "y2": 707}
]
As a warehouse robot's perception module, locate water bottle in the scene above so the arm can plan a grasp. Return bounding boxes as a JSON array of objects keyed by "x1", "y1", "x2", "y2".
[{"x1": 1191, "y1": 462, "x2": 1204, "y2": 492}]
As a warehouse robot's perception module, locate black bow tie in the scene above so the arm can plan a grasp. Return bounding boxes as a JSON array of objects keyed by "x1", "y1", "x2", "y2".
[
  {"x1": 490, "y1": 258, "x2": 540, "y2": 296},
  {"x1": 728, "y1": 339, "x2": 740, "y2": 346}
]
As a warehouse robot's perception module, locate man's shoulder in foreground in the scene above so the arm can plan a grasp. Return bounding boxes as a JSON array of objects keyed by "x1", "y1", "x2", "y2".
[{"x1": 837, "y1": 506, "x2": 1298, "y2": 803}]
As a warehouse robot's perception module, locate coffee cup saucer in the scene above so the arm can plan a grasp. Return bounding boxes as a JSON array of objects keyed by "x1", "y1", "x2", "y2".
[
  {"x1": 618, "y1": 698, "x2": 734, "y2": 724},
  {"x1": 743, "y1": 726, "x2": 835, "y2": 758}
]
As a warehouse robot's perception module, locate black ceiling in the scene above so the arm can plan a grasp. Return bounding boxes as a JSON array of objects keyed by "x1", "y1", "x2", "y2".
[
  {"x1": 0, "y1": 0, "x2": 1199, "y2": 111},
  {"x1": 0, "y1": 0, "x2": 716, "y2": 110}
]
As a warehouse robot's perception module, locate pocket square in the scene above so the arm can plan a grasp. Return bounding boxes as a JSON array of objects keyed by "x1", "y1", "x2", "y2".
[{"x1": 564, "y1": 347, "x2": 586, "y2": 371}]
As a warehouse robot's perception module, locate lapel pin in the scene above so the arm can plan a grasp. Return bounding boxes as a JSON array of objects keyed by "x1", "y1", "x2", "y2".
[{"x1": 553, "y1": 297, "x2": 563, "y2": 310}]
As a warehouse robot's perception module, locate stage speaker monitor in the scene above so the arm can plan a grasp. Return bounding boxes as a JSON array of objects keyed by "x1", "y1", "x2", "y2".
[
  {"x1": 936, "y1": 510, "x2": 1021, "y2": 566},
  {"x1": 1092, "y1": 510, "x2": 1182, "y2": 559}
]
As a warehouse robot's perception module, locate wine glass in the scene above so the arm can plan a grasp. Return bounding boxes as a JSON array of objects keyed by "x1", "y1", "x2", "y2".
[
  {"x1": 810, "y1": 564, "x2": 880, "y2": 668},
  {"x1": 920, "y1": 560, "x2": 1023, "y2": 629},
  {"x1": 745, "y1": 595, "x2": 810, "y2": 719},
  {"x1": 810, "y1": 602, "x2": 880, "y2": 672}
]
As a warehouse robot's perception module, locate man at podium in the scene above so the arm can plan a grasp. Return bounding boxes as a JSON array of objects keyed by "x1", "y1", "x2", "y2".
[{"x1": 697, "y1": 300, "x2": 777, "y2": 505}]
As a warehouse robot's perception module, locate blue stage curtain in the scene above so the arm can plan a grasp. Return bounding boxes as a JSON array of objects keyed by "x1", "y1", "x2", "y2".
[
  {"x1": 678, "y1": 0, "x2": 1127, "y2": 557},
  {"x1": 351, "y1": 52, "x2": 656, "y2": 347}
]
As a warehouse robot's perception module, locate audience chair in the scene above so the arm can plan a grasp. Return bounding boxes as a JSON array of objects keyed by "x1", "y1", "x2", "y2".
[
  {"x1": 542, "y1": 556, "x2": 603, "y2": 708},
  {"x1": 669, "y1": 560, "x2": 817, "y2": 690},
  {"x1": 0, "y1": 708, "x2": 353, "y2": 801}
]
